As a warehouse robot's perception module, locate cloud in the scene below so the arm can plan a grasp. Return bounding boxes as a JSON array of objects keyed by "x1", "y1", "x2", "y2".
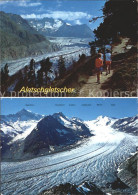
[
  {"x1": 0, "y1": 0, "x2": 41, "y2": 7},
  {"x1": 17, "y1": 1, "x2": 42, "y2": 7},
  {"x1": 0, "y1": 1, "x2": 10, "y2": 5},
  {"x1": 75, "y1": 20, "x2": 82, "y2": 25},
  {"x1": 21, "y1": 11, "x2": 91, "y2": 21}
]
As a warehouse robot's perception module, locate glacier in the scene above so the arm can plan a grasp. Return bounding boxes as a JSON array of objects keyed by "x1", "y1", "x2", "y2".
[
  {"x1": 2, "y1": 39, "x2": 91, "y2": 76},
  {"x1": 1, "y1": 115, "x2": 137, "y2": 195}
]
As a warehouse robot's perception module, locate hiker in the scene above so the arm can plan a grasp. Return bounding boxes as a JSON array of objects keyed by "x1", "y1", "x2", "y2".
[
  {"x1": 105, "y1": 49, "x2": 112, "y2": 75},
  {"x1": 98, "y1": 49, "x2": 104, "y2": 61},
  {"x1": 98, "y1": 49, "x2": 104, "y2": 74},
  {"x1": 95, "y1": 53, "x2": 103, "y2": 84}
]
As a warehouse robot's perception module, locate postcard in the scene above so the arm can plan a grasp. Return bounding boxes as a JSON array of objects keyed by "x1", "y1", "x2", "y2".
[
  {"x1": 1, "y1": 98, "x2": 138, "y2": 194},
  {"x1": 0, "y1": 0, "x2": 137, "y2": 97}
]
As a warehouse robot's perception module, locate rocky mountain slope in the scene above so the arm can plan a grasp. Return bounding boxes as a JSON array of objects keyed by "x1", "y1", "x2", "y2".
[
  {"x1": 28, "y1": 17, "x2": 94, "y2": 38},
  {"x1": 112, "y1": 116, "x2": 138, "y2": 136},
  {"x1": 1, "y1": 108, "x2": 42, "y2": 122},
  {"x1": 23, "y1": 112, "x2": 91, "y2": 155},
  {"x1": 0, "y1": 12, "x2": 57, "y2": 62},
  {"x1": 117, "y1": 153, "x2": 137, "y2": 193},
  {"x1": 40, "y1": 182, "x2": 105, "y2": 195},
  {"x1": 1, "y1": 109, "x2": 43, "y2": 159},
  {"x1": 1, "y1": 110, "x2": 92, "y2": 160}
]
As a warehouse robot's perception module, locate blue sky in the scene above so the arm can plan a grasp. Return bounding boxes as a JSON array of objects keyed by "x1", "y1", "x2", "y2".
[
  {"x1": 0, "y1": 0, "x2": 105, "y2": 30},
  {"x1": 1, "y1": 98, "x2": 137, "y2": 120}
]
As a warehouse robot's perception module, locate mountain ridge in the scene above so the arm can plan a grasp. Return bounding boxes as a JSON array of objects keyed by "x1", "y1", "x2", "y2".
[
  {"x1": 1, "y1": 110, "x2": 92, "y2": 160},
  {"x1": 1, "y1": 110, "x2": 137, "y2": 161},
  {"x1": 1, "y1": 108, "x2": 43, "y2": 122},
  {"x1": 2, "y1": 109, "x2": 137, "y2": 124},
  {"x1": 27, "y1": 17, "x2": 94, "y2": 38}
]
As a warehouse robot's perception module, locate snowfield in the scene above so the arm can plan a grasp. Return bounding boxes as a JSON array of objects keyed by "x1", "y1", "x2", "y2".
[
  {"x1": 2, "y1": 120, "x2": 38, "y2": 138},
  {"x1": 1, "y1": 118, "x2": 137, "y2": 195}
]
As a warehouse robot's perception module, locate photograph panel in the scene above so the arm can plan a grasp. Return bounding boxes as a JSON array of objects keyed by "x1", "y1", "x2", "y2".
[
  {"x1": 1, "y1": 98, "x2": 137, "y2": 194},
  {"x1": 0, "y1": 0, "x2": 137, "y2": 97}
]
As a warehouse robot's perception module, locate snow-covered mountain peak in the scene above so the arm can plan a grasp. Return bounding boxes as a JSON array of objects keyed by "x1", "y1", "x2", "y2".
[
  {"x1": 84, "y1": 116, "x2": 118, "y2": 136},
  {"x1": 52, "y1": 112, "x2": 66, "y2": 119},
  {"x1": 52, "y1": 113, "x2": 86, "y2": 131},
  {"x1": 52, "y1": 112, "x2": 71, "y2": 126},
  {"x1": 29, "y1": 17, "x2": 64, "y2": 32},
  {"x1": 1, "y1": 109, "x2": 43, "y2": 144},
  {"x1": 28, "y1": 17, "x2": 94, "y2": 38},
  {"x1": 94, "y1": 115, "x2": 118, "y2": 126},
  {"x1": 10, "y1": 109, "x2": 42, "y2": 121},
  {"x1": 16, "y1": 108, "x2": 31, "y2": 115},
  {"x1": 71, "y1": 117, "x2": 83, "y2": 123},
  {"x1": 96, "y1": 115, "x2": 109, "y2": 120},
  {"x1": 85, "y1": 115, "x2": 138, "y2": 138},
  {"x1": 7, "y1": 109, "x2": 43, "y2": 122}
]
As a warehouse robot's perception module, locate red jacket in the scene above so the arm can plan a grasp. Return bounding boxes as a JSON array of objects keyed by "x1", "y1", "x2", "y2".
[{"x1": 95, "y1": 58, "x2": 103, "y2": 68}]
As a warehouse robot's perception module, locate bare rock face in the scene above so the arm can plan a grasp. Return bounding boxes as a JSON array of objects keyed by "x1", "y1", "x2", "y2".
[
  {"x1": 39, "y1": 182, "x2": 105, "y2": 195},
  {"x1": 112, "y1": 116, "x2": 138, "y2": 136},
  {"x1": 1, "y1": 111, "x2": 92, "y2": 160},
  {"x1": 23, "y1": 113, "x2": 92, "y2": 155},
  {"x1": 117, "y1": 153, "x2": 137, "y2": 192}
]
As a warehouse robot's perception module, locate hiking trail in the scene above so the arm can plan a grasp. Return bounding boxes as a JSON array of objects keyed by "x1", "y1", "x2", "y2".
[
  {"x1": 78, "y1": 38, "x2": 130, "y2": 97},
  {"x1": 78, "y1": 70, "x2": 113, "y2": 97}
]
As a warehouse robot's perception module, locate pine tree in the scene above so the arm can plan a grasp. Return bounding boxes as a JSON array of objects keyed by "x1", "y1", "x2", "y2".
[
  {"x1": 78, "y1": 54, "x2": 86, "y2": 62},
  {"x1": 37, "y1": 69, "x2": 43, "y2": 87},
  {"x1": 14, "y1": 70, "x2": 24, "y2": 91},
  {"x1": 28, "y1": 59, "x2": 35, "y2": 86},
  {"x1": 23, "y1": 66, "x2": 29, "y2": 86},
  {"x1": 4, "y1": 63, "x2": 9, "y2": 80},
  {"x1": 94, "y1": 0, "x2": 137, "y2": 42},
  {"x1": 40, "y1": 57, "x2": 53, "y2": 85},
  {"x1": 1, "y1": 63, "x2": 9, "y2": 85},
  {"x1": 58, "y1": 55, "x2": 66, "y2": 78},
  {"x1": 89, "y1": 42, "x2": 96, "y2": 56},
  {"x1": 1, "y1": 69, "x2": 4, "y2": 87},
  {"x1": 54, "y1": 70, "x2": 58, "y2": 79}
]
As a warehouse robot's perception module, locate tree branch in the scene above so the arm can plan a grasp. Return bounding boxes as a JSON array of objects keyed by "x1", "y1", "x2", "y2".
[{"x1": 89, "y1": 16, "x2": 104, "y2": 23}]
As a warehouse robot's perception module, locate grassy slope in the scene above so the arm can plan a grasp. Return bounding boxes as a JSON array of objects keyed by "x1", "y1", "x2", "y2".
[
  {"x1": 51, "y1": 56, "x2": 95, "y2": 96},
  {"x1": 101, "y1": 39, "x2": 137, "y2": 95}
]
